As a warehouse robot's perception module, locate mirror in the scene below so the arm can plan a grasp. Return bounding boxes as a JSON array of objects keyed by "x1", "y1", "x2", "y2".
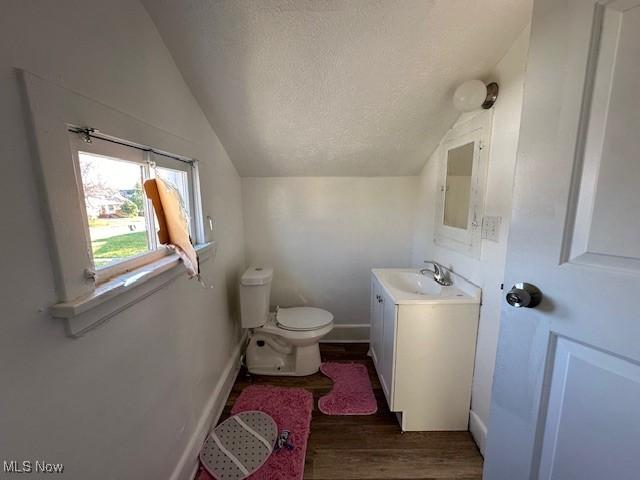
[
  {"x1": 443, "y1": 141, "x2": 474, "y2": 230},
  {"x1": 434, "y1": 112, "x2": 489, "y2": 259}
]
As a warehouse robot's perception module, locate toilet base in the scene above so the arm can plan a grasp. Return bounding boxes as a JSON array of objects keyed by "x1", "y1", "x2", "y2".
[{"x1": 245, "y1": 332, "x2": 321, "y2": 376}]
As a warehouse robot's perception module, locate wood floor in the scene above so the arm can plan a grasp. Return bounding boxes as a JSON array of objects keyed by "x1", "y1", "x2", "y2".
[{"x1": 221, "y1": 343, "x2": 483, "y2": 480}]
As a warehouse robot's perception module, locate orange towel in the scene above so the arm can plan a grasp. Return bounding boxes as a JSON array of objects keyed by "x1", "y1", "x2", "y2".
[{"x1": 144, "y1": 178, "x2": 199, "y2": 277}]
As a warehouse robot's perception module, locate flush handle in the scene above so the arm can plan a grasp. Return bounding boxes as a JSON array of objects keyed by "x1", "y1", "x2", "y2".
[{"x1": 506, "y1": 283, "x2": 542, "y2": 308}]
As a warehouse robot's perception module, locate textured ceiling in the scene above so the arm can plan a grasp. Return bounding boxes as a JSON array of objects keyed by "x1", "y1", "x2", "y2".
[{"x1": 143, "y1": 0, "x2": 531, "y2": 176}]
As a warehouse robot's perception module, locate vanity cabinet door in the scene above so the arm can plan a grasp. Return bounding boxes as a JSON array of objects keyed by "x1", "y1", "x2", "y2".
[
  {"x1": 370, "y1": 276, "x2": 384, "y2": 367},
  {"x1": 379, "y1": 289, "x2": 397, "y2": 405}
]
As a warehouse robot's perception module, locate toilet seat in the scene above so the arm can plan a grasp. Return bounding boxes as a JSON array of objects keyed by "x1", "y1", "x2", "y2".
[{"x1": 276, "y1": 307, "x2": 333, "y2": 331}]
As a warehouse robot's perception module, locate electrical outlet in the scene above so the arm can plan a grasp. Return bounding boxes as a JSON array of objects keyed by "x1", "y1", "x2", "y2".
[{"x1": 481, "y1": 216, "x2": 501, "y2": 242}]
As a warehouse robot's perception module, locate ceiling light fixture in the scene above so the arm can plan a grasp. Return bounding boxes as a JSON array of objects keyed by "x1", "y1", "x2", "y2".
[{"x1": 452, "y1": 80, "x2": 499, "y2": 112}]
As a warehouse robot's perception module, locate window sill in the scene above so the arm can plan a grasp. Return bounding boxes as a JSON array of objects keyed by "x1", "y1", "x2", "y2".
[{"x1": 51, "y1": 242, "x2": 216, "y2": 337}]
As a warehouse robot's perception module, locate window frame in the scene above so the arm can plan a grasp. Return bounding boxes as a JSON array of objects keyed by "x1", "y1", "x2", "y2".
[
  {"x1": 69, "y1": 130, "x2": 180, "y2": 285},
  {"x1": 22, "y1": 70, "x2": 212, "y2": 336}
]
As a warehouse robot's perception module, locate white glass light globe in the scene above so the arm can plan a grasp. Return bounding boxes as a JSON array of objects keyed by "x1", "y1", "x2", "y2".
[{"x1": 453, "y1": 80, "x2": 487, "y2": 112}]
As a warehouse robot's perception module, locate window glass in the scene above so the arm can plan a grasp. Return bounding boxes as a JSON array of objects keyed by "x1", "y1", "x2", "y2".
[
  {"x1": 155, "y1": 166, "x2": 191, "y2": 237},
  {"x1": 78, "y1": 152, "x2": 152, "y2": 268},
  {"x1": 156, "y1": 167, "x2": 189, "y2": 216}
]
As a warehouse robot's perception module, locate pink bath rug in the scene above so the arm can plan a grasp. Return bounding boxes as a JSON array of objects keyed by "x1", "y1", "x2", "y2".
[
  {"x1": 196, "y1": 385, "x2": 313, "y2": 480},
  {"x1": 318, "y1": 362, "x2": 377, "y2": 415}
]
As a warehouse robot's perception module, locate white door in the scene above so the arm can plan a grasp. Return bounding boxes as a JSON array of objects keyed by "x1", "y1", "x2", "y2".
[
  {"x1": 370, "y1": 276, "x2": 383, "y2": 367},
  {"x1": 485, "y1": 1, "x2": 640, "y2": 479},
  {"x1": 380, "y1": 290, "x2": 397, "y2": 404}
]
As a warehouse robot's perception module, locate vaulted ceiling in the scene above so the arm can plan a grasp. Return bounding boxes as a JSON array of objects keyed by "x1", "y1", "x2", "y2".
[{"x1": 143, "y1": 0, "x2": 531, "y2": 176}]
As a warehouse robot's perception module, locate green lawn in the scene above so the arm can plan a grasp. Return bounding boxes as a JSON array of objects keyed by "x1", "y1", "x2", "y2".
[{"x1": 92, "y1": 231, "x2": 148, "y2": 267}]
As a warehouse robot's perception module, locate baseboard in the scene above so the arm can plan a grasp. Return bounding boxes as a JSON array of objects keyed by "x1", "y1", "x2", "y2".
[
  {"x1": 469, "y1": 409, "x2": 487, "y2": 456},
  {"x1": 170, "y1": 332, "x2": 246, "y2": 480},
  {"x1": 321, "y1": 323, "x2": 369, "y2": 343}
]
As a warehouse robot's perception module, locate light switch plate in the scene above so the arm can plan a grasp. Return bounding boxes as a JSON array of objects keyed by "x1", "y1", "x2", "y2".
[{"x1": 482, "y1": 216, "x2": 502, "y2": 242}]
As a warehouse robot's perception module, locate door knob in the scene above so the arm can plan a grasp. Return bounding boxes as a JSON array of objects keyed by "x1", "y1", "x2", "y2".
[{"x1": 506, "y1": 283, "x2": 542, "y2": 308}]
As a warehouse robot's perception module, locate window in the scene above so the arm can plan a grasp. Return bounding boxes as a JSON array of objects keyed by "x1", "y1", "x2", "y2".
[
  {"x1": 71, "y1": 133, "x2": 197, "y2": 283},
  {"x1": 23, "y1": 71, "x2": 211, "y2": 335}
]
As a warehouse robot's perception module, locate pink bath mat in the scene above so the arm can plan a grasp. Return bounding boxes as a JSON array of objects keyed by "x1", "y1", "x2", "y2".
[
  {"x1": 197, "y1": 385, "x2": 313, "y2": 480},
  {"x1": 318, "y1": 362, "x2": 377, "y2": 415}
]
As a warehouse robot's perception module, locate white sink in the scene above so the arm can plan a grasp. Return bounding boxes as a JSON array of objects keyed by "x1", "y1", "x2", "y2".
[
  {"x1": 386, "y1": 271, "x2": 443, "y2": 296},
  {"x1": 372, "y1": 268, "x2": 480, "y2": 304}
]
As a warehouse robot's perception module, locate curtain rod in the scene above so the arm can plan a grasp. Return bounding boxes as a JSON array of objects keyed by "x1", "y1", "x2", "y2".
[{"x1": 68, "y1": 127, "x2": 195, "y2": 165}]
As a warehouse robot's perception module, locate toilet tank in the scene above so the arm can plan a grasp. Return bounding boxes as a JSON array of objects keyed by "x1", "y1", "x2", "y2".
[{"x1": 239, "y1": 267, "x2": 274, "y2": 328}]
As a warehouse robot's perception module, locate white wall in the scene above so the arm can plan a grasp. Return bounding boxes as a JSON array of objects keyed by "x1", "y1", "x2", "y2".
[
  {"x1": 0, "y1": 1, "x2": 244, "y2": 478},
  {"x1": 242, "y1": 177, "x2": 418, "y2": 341},
  {"x1": 412, "y1": 26, "x2": 530, "y2": 453}
]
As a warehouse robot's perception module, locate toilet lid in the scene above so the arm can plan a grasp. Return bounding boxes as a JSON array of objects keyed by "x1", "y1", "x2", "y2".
[{"x1": 276, "y1": 307, "x2": 333, "y2": 331}]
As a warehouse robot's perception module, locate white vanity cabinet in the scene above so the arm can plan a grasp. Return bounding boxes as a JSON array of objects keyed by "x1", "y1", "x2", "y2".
[
  {"x1": 369, "y1": 269, "x2": 480, "y2": 431},
  {"x1": 370, "y1": 275, "x2": 397, "y2": 401}
]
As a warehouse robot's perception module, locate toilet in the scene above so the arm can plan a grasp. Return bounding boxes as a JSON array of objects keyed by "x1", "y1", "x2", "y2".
[{"x1": 240, "y1": 267, "x2": 334, "y2": 376}]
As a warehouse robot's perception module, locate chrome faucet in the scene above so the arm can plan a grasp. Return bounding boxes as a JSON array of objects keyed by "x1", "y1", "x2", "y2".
[{"x1": 420, "y1": 260, "x2": 452, "y2": 286}]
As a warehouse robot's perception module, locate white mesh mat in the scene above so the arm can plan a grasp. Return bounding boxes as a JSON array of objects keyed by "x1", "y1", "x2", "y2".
[{"x1": 200, "y1": 411, "x2": 277, "y2": 480}]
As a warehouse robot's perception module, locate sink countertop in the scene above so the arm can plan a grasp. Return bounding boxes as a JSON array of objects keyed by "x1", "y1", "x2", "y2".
[{"x1": 372, "y1": 268, "x2": 481, "y2": 305}]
